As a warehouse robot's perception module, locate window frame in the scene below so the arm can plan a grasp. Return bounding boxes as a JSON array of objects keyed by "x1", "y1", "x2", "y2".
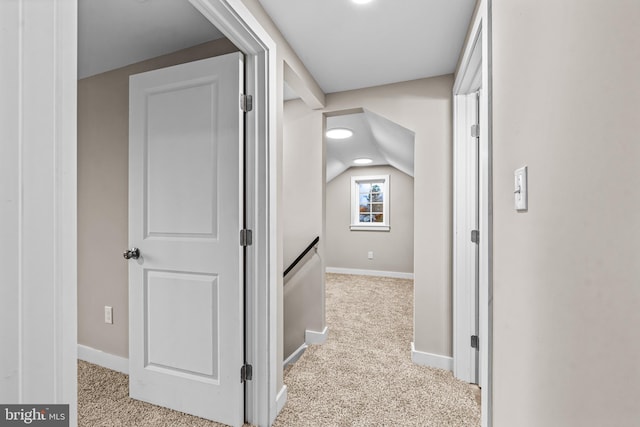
[{"x1": 350, "y1": 174, "x2": 390, "y2": 231}]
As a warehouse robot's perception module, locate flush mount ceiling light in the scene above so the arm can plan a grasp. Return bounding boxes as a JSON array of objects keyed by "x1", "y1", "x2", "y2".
[
  {"x1": 326, "y1": 128, "x2": 353, "y2": 139},
  {"x1": 352, "y1": 0, "x2": 373, "y2": 4},
  {"x1": 353, "y1": 158, "x2": 373, "y2": 165}
]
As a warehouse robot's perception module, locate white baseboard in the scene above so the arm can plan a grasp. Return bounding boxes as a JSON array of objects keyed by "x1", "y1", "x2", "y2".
[
  {"x1": 305, "y1": 326, "x2": 328, "y2": 345},
  {"x1": 78, "y1": 344, "x2": 128, "y2": 374},
  {"x1": 411, "y1": 342, "x2": 453, "y2": 372},
  {"x1": 276, "y1": 385, "x2": 288, "y2": 415},
  {"x1": 326, "y1": 267, "x2": 414, "y2": 280},
  {"x1": 284, "y1": 343, "x2": 307, "y2": 368}
]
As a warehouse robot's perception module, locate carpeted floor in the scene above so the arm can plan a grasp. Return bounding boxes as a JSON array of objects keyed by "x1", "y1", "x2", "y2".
[
  {"x1": 78, "y1": 273, "x2": 480, "y2": 426},
  {"x1": 273, "y1": 273, "x2": 480, "y2": 427},
  {"x1": 78, "y1": 360, "x2": 242, "y2": 427}
]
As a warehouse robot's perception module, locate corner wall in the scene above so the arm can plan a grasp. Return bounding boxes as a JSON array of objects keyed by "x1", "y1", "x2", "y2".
[
  {"x1": 77, "y1": 38, "x2": 239, "y2": 358},
  {"x1": 326, "y1": 165, "x2": 414, "y2": 274},
  {"x1": 492, "y1": 1, "x2": 640, "y2": 425}
]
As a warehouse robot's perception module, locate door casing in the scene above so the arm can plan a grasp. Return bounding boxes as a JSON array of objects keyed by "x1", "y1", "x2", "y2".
[
  {"x1": 19, "y1": 0, "x2": 279, "y2": 426},
  {"x1": 188, "y1": 1, "x2": 279, "y2": 425},
  {"x1": 453, "y1": 1, "x2": 493, "y2": 427},
  {"x1": 453, "y1": 89, "x2": 480, "y2": 385}
]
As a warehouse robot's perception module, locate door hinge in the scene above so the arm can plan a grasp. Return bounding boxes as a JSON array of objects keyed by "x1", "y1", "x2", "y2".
[
  {"x1": 471, "y1": 335, "x2": 479, "y2": 350},
  {"x1": 471, "y1": 229, "x2": 479, "y2": 244},
  {"x1": 240, "y1": 94, "x2": 253, "y2": 112},
  {"x1": 240, "y1": 229, "x2": 253, "y2": 247},
  {"x1": 240, "y1": 364, "x2": 253, "y2": 383},
  {"x1": 471, "y1": 124, "x2": 480, "y2": 138}
]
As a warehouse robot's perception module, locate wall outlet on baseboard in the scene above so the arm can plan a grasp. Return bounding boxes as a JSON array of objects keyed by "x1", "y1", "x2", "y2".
[
  {"x1": 367, "y1": 251, "x2": 374, "y2": 260},
  {"x1": 104, "y1": 306, "x2": 113, "y2": 324}
]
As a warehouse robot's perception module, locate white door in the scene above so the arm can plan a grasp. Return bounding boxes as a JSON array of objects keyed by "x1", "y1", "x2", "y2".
[{"x1": 127, "y1": 52, "x2": 245, "y2": 427}]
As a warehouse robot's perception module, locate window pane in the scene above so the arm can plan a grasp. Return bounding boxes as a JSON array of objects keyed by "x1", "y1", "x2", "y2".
[
  {"x1": 359, "y1": 194, "x2": 370, "y2": 205},
  {"x1": 373, "y1": 192, "x2": 384, "y2": 202},
  {"x1": 371, "y1": 184, "x2": 382, "y2": 193},
  {"x1": 359, "y1": 214, "x2": 371, "y2": 223},
  {"x1": 371, "y1": 203, "x2": 383, "y2": 213},
  {"x1": 358, "y1": 183, "x2": 371, "y2": 194},
  {"x1": 372, "y1": 214, "x2": 384, "y2": 223},
  {"x1": 359, "y1": 204, "x2": 369, "y2": 213}
]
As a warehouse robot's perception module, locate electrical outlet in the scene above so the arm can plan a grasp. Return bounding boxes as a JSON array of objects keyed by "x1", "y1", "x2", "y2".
[
  {"x1": 104, "y1": 306, "x2": 113, "y2": 324},
  {"x1": 367, "y1": 251, "x2": 374, "y2": 260}
]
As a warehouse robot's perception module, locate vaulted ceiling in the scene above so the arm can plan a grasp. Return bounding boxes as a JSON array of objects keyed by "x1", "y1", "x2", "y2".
[
  {"x1": 78, "y1": 0, "x2": 224, "y2": 79},
  {"x1": 326, "y1": 111, "x2": 415, "y2": 182}
]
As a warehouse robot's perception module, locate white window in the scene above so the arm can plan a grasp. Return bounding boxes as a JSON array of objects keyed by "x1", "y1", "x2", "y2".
[{"x1": 350, "y1": 175, "x2": 390, "y2": 231}]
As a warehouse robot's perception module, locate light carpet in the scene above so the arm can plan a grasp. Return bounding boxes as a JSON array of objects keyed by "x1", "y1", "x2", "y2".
[
  {"x1": 78, "y1": 273, "x2": 480, "y2": 426},
  {"x1": 78, "y1": 360, "x2": 244, "y2": 427},
  {"x1": 273, "y1": 273, "x2": 480, "y2": 426}
]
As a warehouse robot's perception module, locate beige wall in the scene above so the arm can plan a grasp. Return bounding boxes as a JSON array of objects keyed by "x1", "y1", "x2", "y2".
[
  {"x1": 283, "y1": 99, "x2": 324, "y2": 266},
  {"x1": 283, "y1": 253, "x2": 323, "y2": 359},
  {"x1": 77, "y1": 39, "x2": 239, "y2": 358},
  {"x1": 491, "y1": 1, "x2": 640, "y2": 425},
  {"x1": 284, "y1": 75, "x2": 454, "y2": 358},
  {"x1": 282, "y1": 97, "x2": 325, "y2": 361},
  {"x1": 326, "y1": 165, "x2": 414, "y2": 273}
]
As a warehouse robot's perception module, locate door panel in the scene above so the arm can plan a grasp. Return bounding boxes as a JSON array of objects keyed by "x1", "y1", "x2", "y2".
[
  {"x1": 128, "y1": 52, "x2": 244, "y2": 427},
  {"x1": 145, "y1": 271, "x2": 218, "y2": 378},
  {"x1": 145, "y1": 82, "x2": 219, "y2": 237}
]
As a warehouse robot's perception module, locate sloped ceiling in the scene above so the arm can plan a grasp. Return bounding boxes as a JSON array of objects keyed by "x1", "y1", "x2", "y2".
[
  {"x1": 78, "y1": 0, "x2": 225, "y2": 79},
  {"x1": 326, "y1": 111, "x2": 415, "y2": 182}
]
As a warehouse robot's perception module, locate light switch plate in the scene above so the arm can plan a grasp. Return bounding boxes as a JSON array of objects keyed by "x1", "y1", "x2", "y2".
[
  {"x1": 514, "y1": 166, "x2": 528, "y2": 211},
  {"x1": 104, "y1": 306, "x2": 113, "y2": 324}
]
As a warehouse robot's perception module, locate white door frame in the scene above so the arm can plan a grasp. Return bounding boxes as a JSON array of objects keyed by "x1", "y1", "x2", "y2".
[
  {"x1": 2, "y1": 1, "x2": 278, "y2": 426},
  {"x1": 1, "y1": 0, "x2": 78, "y2": 424},
  {"x1": 189, "y1": 1, "x2": 278, "y2": 425},
  {"x1": 453, "y1": 89, "x2": 480, "y2": 384},
  {"x1": 453, "y1": 1, "x2": 492, "y2": 427}
]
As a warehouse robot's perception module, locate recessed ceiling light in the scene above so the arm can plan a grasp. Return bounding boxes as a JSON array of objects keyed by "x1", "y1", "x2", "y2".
[
  {"x1": 352, "y1": 0, "x2": 373, "y2": 4},
  {"x1": 353, "y1": 158, "x2": 373, "y2": 165},
  {"x1": 326, "y1": 128, "x2": 353, "y2": 139}
]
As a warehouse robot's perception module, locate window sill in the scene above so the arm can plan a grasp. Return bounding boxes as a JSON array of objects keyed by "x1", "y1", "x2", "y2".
[{"x1": 350, "y1": 225, "x2": 390, "y2": 232}]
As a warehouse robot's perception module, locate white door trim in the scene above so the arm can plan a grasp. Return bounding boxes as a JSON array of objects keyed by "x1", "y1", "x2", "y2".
[
  {"x1": 453, "y1": 1, "x2": 493, "y2": 427},
  {"x1": 188, "y1": 1, "x2": 278, "y2": 426},
  {"x1": 453, "y1": 90, "x2": 480, "y2": 384},
  {"x1": 0, "y1": 1, "x2": 78, "y2": 424},
  {"x1": 8, "y1": 1, "x2": 277, "y2": 426}
]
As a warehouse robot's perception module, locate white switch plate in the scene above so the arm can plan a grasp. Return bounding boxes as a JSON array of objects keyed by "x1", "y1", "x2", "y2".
[
  {"x1": 104, "y1": 306, "x2": 113, "y2": 324},
  {"x1": 514, "y1": 166, "x2": 528, "y2": 211},
  {"x1": 367, "y1": 251, "x2": 374, "y2": 260}
]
